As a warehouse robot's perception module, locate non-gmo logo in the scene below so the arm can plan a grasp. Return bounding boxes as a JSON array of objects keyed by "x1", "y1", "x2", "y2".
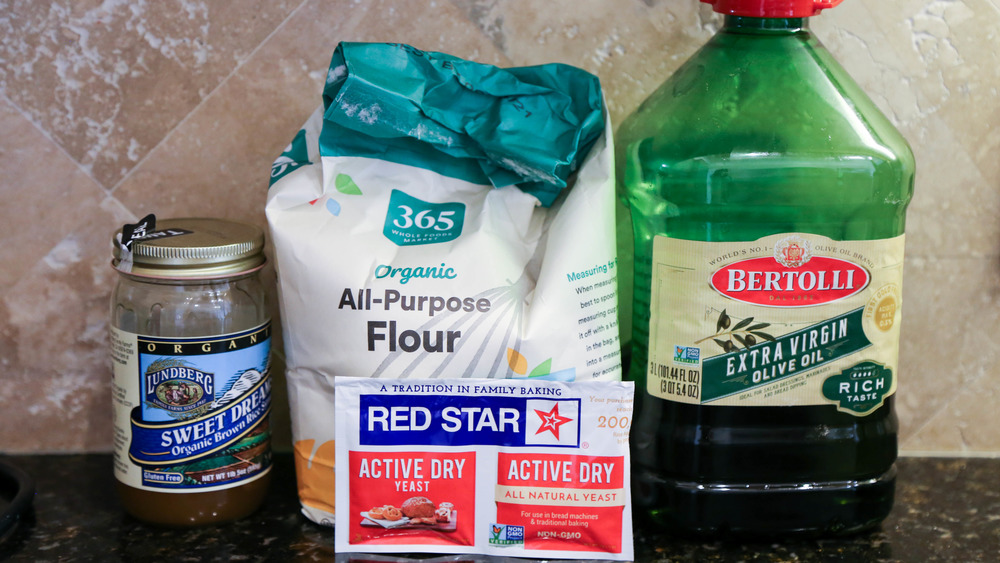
[
  {"x1": 674, "y1": 345, "x2": 700, "y2": 365},
  {"x1": 384, "y1": 189, "x2": 465, "y2": 246},
  {"x1": 489, "y1": 523, "x2": 525, "y2": 546}
]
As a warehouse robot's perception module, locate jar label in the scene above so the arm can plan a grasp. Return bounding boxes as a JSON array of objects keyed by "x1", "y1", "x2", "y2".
[
  {"x1": 110, "y1": 323, "x2": 273, "y2": 491},
  {"x1": 647, "y1": 234, "x2": 904, "y2": 415}
]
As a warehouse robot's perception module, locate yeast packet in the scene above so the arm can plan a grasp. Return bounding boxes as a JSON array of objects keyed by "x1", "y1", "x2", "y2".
[{"x1": 335, "y1": 377, "x2": 634, "y2": 560}]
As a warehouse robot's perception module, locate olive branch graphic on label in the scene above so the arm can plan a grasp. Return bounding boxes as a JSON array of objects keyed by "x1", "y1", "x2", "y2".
[{"x1": 695, "y1": 309, "x2": 777, "y2": 353}]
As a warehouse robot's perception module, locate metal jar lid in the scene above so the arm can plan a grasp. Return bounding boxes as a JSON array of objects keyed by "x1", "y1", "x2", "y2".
[{"x1": 112, "y1": 217, "x2": 266, "y2": 279}]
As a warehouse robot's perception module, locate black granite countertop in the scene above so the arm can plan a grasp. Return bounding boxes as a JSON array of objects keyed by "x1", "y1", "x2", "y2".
[{"x1": 0, "y1": 454, "x2": 997, "y2": 562}]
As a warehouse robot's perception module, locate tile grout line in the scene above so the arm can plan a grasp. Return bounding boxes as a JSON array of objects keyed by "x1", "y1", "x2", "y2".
[
  {"x1": 900, "y1": 252, "x2": 1000, "y2": 446},
  {"x1": 107, "y1": 0, "x2": 314, "y2": 195},
  {"x1": 899, "y1": 337, "x2": 991, "y2": 450},
  {"x1": 110, "y1": 0, "x2": 503, "y2": 198},
  {"x1": 902, "y1": 379, "x2": 993, "y2": 450},
  {"x1": 446, "y1": 0, "x2": 510, "y2": 60},
  {"x1": 0, "y1": 90, "x2": 129, "y2": 295},
  {"x1": 0, "y1": 91, "x2": 112, "y2": 199},
  {"x1": 987, "y1": 0, "x2": 1000, "y2": 18}
]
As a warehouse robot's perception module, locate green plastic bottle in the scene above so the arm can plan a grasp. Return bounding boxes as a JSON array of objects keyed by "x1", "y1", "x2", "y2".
[{"x1": 617, "y1": 0, "x2": 914, "y2": 535}]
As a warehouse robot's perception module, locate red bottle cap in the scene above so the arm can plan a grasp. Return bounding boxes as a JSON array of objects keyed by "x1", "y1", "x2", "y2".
[{"x1": 700, "y1": 0, "x2": 843, "y2": 17}]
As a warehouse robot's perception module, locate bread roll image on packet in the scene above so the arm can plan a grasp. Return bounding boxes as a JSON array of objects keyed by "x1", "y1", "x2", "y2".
[
  {"x1": 335, "y1": 377, "x2": 634, "y2": 559},
  {"x1": 265, "y1": 41, "x2": 621, "y2": 528}
]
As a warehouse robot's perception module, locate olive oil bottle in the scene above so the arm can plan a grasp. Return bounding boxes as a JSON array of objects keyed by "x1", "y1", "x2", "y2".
[{"x1": 618, "y1": 0, "x2": 914, "y2": 535}]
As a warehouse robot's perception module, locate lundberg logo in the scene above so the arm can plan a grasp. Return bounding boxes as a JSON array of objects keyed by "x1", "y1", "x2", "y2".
[
  {"x1": 710, "y1": 236, "x2": 871, "y2": 308},
  {"x1": 359, "y1": 395, "x2": 581, "y2": 448},
  {"x1": 145, "y1": 363, "x2": 214, "y2": 413},
  {"x1": 489, "y1": 523, "x2": 525, "y2": 546}
]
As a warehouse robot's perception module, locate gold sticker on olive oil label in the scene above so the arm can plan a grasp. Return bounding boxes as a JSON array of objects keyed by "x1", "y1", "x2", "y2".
[
  {"x1": 647, "y1": 233, "x2": 905, "y2": 415},
  {"x1": 866, "y1": 284, "x2": 901, "y2": 333}
]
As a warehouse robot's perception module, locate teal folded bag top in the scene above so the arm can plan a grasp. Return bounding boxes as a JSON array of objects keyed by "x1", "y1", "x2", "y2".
[{"x1": 318, "y1": 42, "x2": 604, "y2": 207}]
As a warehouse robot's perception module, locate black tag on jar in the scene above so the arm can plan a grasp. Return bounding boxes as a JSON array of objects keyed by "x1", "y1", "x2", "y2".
[
  {"x1": 140, "y1": 227, "x2": 194, "y2": 241},
  {"x1": 121, "y1": 214, "x2": 157, "y2": 252}
]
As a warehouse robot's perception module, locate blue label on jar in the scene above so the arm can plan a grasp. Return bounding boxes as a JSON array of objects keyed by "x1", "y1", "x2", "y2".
[{"x1": 127, "y1": 323, "x2": 272, "y2": 490}]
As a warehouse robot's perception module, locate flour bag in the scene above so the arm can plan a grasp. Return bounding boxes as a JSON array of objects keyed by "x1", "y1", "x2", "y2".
[{"x1": 265, "y1": 42, "x2": 621, "y2": 526}]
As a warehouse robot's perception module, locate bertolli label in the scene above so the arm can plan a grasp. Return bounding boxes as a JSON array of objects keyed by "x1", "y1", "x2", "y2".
[{"x1": 647, "y1": 233, "x2": 904, "y2": 415}]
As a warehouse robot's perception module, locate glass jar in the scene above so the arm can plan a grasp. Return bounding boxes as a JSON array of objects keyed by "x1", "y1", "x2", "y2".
[{"x1": 110, "y1": 217, "x2": 273, "y2": 526}]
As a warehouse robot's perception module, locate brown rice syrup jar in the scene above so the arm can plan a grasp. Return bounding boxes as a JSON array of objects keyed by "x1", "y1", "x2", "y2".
[{"x1": 110, "y1": 217, "x2": 273, "y2": 526}]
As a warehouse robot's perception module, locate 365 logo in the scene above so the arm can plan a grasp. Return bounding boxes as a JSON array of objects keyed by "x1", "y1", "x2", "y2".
[{"x1": 384, "y1": 189, "x2": 465, "y2": 246}]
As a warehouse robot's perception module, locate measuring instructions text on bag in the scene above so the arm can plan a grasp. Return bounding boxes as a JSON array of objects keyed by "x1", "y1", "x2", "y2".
[
  {"x1": 648, "y1": 233, "x2": 903, "y2": 415},
  {"x1": 110, "y1": 324, "x2": 272, "y2": 490},
  {"x1": 335, "y1": 377, "x2": 634, "y2": 559}
]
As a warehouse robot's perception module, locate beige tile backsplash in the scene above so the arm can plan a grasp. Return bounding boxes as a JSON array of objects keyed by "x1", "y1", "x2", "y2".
[{"x1": 1, "y1": 0, "x2": 995, "y2": 456}]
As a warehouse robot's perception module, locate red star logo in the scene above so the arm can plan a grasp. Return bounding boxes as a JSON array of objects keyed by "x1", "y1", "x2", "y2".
[{"x1": 534, "y1": 403, "x2": 573, "y2": 440}]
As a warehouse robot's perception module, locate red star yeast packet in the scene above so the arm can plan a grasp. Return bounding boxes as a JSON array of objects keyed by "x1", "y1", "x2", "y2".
[{"x1": 335, "y1": 377, "x2": 634, "y2": 560}]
